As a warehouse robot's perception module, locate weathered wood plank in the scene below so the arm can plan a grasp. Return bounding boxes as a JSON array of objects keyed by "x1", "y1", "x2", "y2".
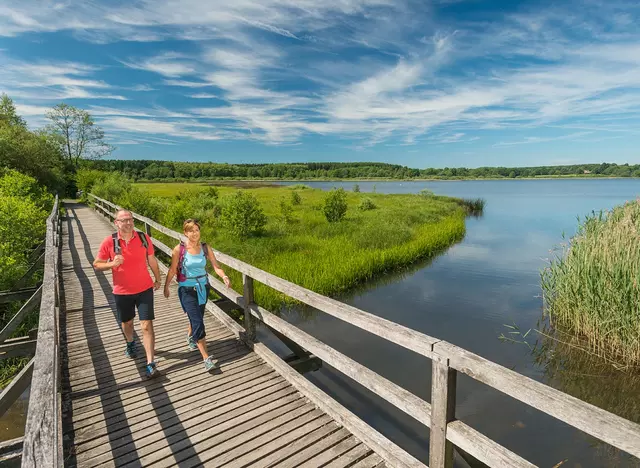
[
  {"x1": 0, "y1": 286, "x2": 42, "y2": 343},
  {"x1": 434, "y1": 341, "x2": 640, "y2": 459},
  {"x1": 251, "y1": 342, "x2": 426, "y2": 468},
  {"x1": 249, "y1": 303, "x2": 431, "y2": 427},
  {"x1": 242, "y1": 274, "x2": 256, "y2": 343},
  {"x1": 22, "y1": 195, "x2": 60, "y2": 468},
  {"x1": 298, "y1": 435, "x2": 360, "y2": 467},
  {"x1": 429, "y1": 354, "x2": 456, "y2": 468},
  {"x1": 0, "y1": 287, "x2": 40, "y2": 304},
  {"x1": 0, "y1": 358, "x2": 34, "y2": 418},
  {"x1": 0, "y1": 339, "x2": 37, "y2": 361},
  {"x1": 323, "y1": 443, "x2": 374, "y2": 468}
]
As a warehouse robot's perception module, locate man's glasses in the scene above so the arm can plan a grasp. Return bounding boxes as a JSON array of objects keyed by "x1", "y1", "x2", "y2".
[{"x1": 116, "y1": 218, "x2": 134, "y2": 223}]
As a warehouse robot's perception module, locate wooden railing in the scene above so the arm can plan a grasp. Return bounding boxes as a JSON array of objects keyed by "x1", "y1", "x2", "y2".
[
  {"x1": 19, "y1": 195, "x2": 63, "y2": 467},
  {"x1": 88, "y1": 193, "x2": 640, "y2": 468}
]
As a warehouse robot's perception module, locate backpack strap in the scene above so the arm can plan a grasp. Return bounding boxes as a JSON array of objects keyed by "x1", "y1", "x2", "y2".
[
  {"x1": 201, "y1": 242, "x2": 208, "y2": 259},
  {"x1": 112, "y1": 232, "x2": 121, "y2": 256},
  {"x1": 136, "y1": 230, "x2": 149, "y2": 250},
  {"x1": 177, "y1": 241, "x2": 187, "y2": 281}
]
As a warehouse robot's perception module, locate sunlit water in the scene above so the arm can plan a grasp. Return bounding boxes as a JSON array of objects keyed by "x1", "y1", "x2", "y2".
[{"x1": 264, "y1": 179, "x2": 640, "y2": 467}]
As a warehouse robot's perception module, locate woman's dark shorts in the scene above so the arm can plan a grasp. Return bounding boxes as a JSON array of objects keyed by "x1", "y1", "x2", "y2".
[{"x1": 114, "y1": 287, "x2": 154, "y2": 323}]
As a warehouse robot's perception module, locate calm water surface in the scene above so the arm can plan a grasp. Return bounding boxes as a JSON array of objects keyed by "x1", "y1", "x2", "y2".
[{"x1": 265, "y1": 179, "x2": 640, "y2": 468}]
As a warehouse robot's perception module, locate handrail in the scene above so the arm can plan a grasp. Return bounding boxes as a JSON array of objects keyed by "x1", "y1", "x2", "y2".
[
  {"x1": 87, "y1": 193, "x2": 640, "y2": 468},
  {"x1": 22, "y1": 195, "x2": 62, "y2": 467}
]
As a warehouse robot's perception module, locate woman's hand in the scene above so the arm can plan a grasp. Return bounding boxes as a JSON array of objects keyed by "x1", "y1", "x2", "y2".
[
  {"x1": 223, "y1": 275, "x2": 231, "y2": 288},
  {"x1": 163, "y1": 285, "x2": 170, "y2": 298}
]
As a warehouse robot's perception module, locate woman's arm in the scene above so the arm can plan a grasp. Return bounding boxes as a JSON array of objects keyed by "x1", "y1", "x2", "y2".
[
  {"x1": 206, "y1": 245, "x2": 231, "y2": 287},
  {"x1": 163, "y1": 245, "x2": 181, "y2": 297}
]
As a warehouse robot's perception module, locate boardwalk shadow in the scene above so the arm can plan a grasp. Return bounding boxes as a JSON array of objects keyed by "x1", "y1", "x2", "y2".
[{"x1": 64, "y1": 203, "x2": 205, "y2": 467}]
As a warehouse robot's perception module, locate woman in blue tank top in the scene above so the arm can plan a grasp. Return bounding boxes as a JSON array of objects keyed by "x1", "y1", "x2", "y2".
[{"x1": 163, "y1": 219, "x2": 231, "y2": 371}]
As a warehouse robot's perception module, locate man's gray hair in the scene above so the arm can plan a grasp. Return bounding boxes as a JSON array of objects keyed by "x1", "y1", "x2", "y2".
[{"x1": 114, "y1": 209, "x2": 133, "y2": 219}]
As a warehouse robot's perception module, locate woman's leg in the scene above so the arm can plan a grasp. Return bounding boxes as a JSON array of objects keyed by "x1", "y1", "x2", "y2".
[
  {"x1": 178, "y1": 287, "x2": 197, "y2": 348},
  {"x1": 195, "y1": 301, "x2": 209, "y2": 359}
]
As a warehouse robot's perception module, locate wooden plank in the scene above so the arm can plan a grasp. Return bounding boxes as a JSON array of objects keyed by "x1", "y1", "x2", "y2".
[
  {"x1": 429, "y1": 354, "x2": 456, "y2": 468},
  {"x1": 0, "y1": 358, "x2": 34, "y2": 417},
  {"x1": 446, "y1": 421, "x2": 535, "y2": 468},
  {"x1": 434, "y1": 342, "x2": 640, "y2": 459},
  {"x1": 212, "y1": 251, "x2": 439, "y2": 358},
  {"x1": 0, "y1": 287, "x2": 40, "y2": 304},
  {"x1": 273, "y1": 428, "x2": 352, "y2": 467},
  {"x1": 243, "y1": 274, "x2": 256, "y2": 343},
  {"x1": 249, "y1": 303, "x2": 431, "y2": 427},
  {"x1": 0, "y1": 436, "x2": 23, "y2": 454},
  {"x1": 0, "y1": 286, "x2": 42, "y2": 344},
  {"x1": 11, "y1": 252, "x2": 44, "y2": 290},
  {"x1": 74, "y1": 383, "x2": 301, "y2": 465},
  {"x1": 252, "y1": 342, "x2": 426, "y2": 468},
  {"x1": 22, "y1": 195, "x2": 60, "y2": 468},
  {"x1": 0, "y1": 339, "x2": 37, "y2": 361},
  {"x1": 249, "y1": 421, "x2": 342, "y2": 468},
  {"x1": 323, "y1": 443, "x2": 374, "y2": 468},
  {"x1": 298, "y1": 436, "x2": 360, "y2": 467},
  {"x1": 351, "y1": 452, "x2": 386, "y2": 468}
]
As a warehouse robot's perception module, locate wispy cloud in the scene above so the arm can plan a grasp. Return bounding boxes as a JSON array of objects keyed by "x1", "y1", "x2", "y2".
[{"x1": 2, "y1": 0, "x2": 640, "y2": 152}]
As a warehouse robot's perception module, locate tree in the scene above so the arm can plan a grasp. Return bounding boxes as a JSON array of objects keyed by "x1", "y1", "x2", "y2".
[
  {"x1": 46, "y1": 103, "x2": 114, "y2": 166},
  {"x1": 0, "y1": 94, "x2": 26, "y2": 128}
]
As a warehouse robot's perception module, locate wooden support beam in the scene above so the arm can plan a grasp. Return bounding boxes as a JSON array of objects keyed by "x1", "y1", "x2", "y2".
[
  {"x1": 0, "y1": 286, "x2": 42, "y2": 344},
  {"x1": 0, "y1": 339, "x2": 37, "y2": 361},
  {"x1": 242, "y1": 274, "x2": 256, "y2": 343},
  {"x1": 11, "y1": 252, "x2": 45, "y2": 291},
  {"x1": 429, "y1": 354, "x2": 457, "y2": 468},
  {"x1": 0, "y1": 287, "x2": 40, "y2": 304},
  {"x1": 0, "y1": 359, "x2": 34, "y2": 418}
]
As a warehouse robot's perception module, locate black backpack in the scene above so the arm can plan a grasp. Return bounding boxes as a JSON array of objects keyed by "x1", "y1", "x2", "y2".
[{"x1": 112, "y1": 230, "x2": 149, "y2": 255}]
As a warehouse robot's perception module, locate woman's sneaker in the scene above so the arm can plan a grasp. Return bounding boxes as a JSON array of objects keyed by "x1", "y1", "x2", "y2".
[
  {"x1": 146, "y1": 362, "x2": 158, "y2": 379},
  {"x1": 187, "y1": 334, "x2": 197, "y2": 351},
  {"x1": 125, "y1": 341, "x2": 136, "y2": 358},
  {"x1": 204, "y1": 356, "x2": 216, "y2": 371}
]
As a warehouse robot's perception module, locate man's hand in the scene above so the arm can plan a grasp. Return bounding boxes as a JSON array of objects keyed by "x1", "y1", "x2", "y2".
[
  {"x1": 153, "y1": 280, "x2": 162, "y2": 291},
  {"x1": 112, "y1": 255, "x2": 124, "y2": 268}
]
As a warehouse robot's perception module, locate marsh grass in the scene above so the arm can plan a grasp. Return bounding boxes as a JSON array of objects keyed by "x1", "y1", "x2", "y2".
[
  {"x1": 131, "y1": 183, "x2": 468, "y2": 311},
  {"x1": 541, "y1": 199, "x2": 640, "y2": 369}
]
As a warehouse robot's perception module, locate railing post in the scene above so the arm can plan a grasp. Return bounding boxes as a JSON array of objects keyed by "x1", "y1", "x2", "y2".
[
  {"x1": 242, "y1": 274, "x2": 256, "y2": 343},
  {"x1": 145, "y1": 222, "x2": 152, "y2": 238},
  {"x1": 429, "y1": 353, "x2": 457, "y2": 468}
]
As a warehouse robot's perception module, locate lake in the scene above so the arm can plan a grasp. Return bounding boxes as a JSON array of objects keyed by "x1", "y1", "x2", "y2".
[{"x1": 267, "y1": 179, "x2": 640, "y2": 467}]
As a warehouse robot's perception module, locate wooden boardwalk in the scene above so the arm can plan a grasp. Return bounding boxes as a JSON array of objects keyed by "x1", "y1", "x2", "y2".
[{"x1": 60, "y1": 203, "x2": 383, "y2": 468}]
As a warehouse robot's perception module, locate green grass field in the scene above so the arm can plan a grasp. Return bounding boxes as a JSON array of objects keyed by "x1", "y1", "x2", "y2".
[{"x1": 118, "y1": 181, "x2": 470, "y2": 311}]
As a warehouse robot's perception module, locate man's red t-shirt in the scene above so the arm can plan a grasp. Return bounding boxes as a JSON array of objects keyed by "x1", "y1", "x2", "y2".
[{"x1": 97, "y1": 231, "x2": 155, "y2": 295}]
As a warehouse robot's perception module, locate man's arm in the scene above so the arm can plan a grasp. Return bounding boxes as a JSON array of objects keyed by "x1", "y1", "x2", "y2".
[
  {"x1": 147, "y1": 254, "x2": 162, "y2": 289},
  {"x1": 93, "y1": 257, "x2": 118, "y2": 271}
]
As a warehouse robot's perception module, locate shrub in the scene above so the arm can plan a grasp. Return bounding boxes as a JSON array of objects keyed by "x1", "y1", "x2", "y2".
[
  {"x1": 91, "y1": 172, "x2": 131, "y2": 204},
  {"x1": 290, "y1": 191, "x2": 301, "y2": 205},
  {"x1": 419, "y1": 188, "x2": 434, "y2": 197},
  {"x1": 0, "y1": 169, "x2": 53, "y2": 209},
  {"x1": 220, "y1": 190, "x2": 267, "y2": 238},
  {"x1": 323, "y1": 188, "x2": 348, "y2": 222},
  {"x1": 75, "y1": 169, "x2": 106, "y2": 197},
  {"x1": 358, "y1": 198, "x2": 376, "y2": 211},
  {"x1": 353, "y1": 183, "x2": 360, "y2": 193},
  {"x1": 279, "y1": 198, "x2": 294, "y2": 223}
]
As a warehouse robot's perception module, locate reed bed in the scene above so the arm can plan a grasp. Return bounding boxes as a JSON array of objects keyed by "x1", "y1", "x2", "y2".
[{"x1": 541, "y1": 199, "x2": 640, "y2": 369}]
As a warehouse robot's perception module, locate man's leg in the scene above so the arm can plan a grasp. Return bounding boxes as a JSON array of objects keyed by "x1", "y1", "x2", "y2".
[
  {"x1": 140, "y1": 320, "x2": 155, "y2": 364},
  {"x1": 114, "y1": 293, "x2": 136, "y2": 357}
]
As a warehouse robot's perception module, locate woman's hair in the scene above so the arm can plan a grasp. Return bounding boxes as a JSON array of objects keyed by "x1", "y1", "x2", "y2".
[{"x1": 183, "y1": 218, "x2": 201, "y2": 233}]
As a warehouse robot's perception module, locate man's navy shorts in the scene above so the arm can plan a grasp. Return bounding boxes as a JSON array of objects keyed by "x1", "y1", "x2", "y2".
[{"x1": 114, "y1": 287, "x2": 155, "y2": 323}]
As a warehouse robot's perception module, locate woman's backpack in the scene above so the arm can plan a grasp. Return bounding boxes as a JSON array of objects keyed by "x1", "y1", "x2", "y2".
[{"x1": 177, "y1": 242, "x2": 209, "y2": 282}]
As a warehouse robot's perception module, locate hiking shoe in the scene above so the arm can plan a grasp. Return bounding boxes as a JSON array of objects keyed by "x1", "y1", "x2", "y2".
[
  {"x1": 125, "y1": 341, "x2": 136, "y2": 358},
  {"x1": 204, "y1": 356, "x2": 216, "y2": 371},
  {"x1": 146, "y1": 362, "x2": 158, "y2": 379},
  {"x1": 187, "y1": 334, "x2": 198, "y2": 351}
]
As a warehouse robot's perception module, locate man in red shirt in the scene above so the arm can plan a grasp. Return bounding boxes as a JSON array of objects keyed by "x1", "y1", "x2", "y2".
[{"x1": 93, "y1": 209, "x2": 162, "y2": 378}]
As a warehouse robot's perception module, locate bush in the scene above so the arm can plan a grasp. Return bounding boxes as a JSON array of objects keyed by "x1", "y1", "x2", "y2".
[
  {"x1": 358, "y1": 198, "x2": 376, "y2": 211},
  {"x1": 279, "y1": 198, "x2": 294, "y2": 223},
  {"x1": 220, "y1": 191, "x2": 267, "y2": 238},
  {"x1": 75, "y1": 169, "x2": 106, "y2": 197},
  {"x1": 419, "y1": 188, "x2": 434, "y2": 197},
  {"x1": 91, "y1": 172, "x2": 131, "y2": 205},
  {"x1": 290, "y1": 191, "x2": 301, "y2": 205},
  {"x1": 323, "y1": 188, "x2": 348, "y2": 222},
  {"x1": 353, "y1": 183, "x2": 360, "y2": 193}
]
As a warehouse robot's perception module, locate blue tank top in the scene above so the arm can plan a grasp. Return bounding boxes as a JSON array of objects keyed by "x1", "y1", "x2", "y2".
[{"x1": 178, "y1": 248, "x2": 207, "y2": 288}]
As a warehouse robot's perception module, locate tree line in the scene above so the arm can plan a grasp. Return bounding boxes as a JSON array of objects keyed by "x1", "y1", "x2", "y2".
[{"x1": 84, "y1": 159, "x2": 640, "y2": 181}]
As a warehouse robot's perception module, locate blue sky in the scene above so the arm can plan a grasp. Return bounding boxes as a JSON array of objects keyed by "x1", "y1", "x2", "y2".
[{"x1": 1, "y1": 0, "x2": 640, "y2": 168}]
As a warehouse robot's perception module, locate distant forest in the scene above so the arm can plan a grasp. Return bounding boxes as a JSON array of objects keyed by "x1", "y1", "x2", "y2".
[{"x1": 85, "y1": 160, "x2": 640, "y2": 181}]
